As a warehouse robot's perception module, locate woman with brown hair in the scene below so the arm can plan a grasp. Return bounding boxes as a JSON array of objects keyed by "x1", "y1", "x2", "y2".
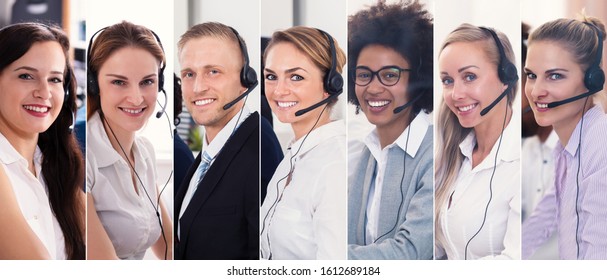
[
  {"x1": 86, "y1": 21, "x2": 172, "y2": 260},
  {"x1": 259, "y1": 26, "x2": 347, "y2": 260},
  {"x1": 0, "y1": 22, "x2": 85, "y2": 259}
]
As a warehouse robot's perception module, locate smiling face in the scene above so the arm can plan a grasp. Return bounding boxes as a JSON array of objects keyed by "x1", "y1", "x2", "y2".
[
  {"x1": 439, "y1": 41, "x2": 508, "y2": 128},
  {"x1": 355, "y1": 44, "x2": 412, "y2": 132},
  {"x1": 0, "y1": 41, "x2": 66, "y2": 139},
  {"x1": 524, "y1": 40, "x2": 588, "y2": 136},
  {"x1": 97, "y1": 47, "x2": 159, "y2": 136},
  {"x1": 264, "y1": 42, "x2": 329, "y2": 136},
  {"x1": 179, "y1": 36, "x2": 246, "y2": 139}
]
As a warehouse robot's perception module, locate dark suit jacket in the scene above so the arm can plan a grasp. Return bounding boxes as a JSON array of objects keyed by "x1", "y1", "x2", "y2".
[{"x1": 174, "y1": 112, "x2": 259, "y2": 260}]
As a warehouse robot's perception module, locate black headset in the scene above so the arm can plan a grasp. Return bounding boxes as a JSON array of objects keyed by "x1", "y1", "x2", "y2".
[
  {"x1": 230, "y1": 27, "x2": 257, "y2": 90},
  {"x1": 480, "y1": 27, "x2": 518, "y2": 84},
  {"x1": 86, "y1": 26, "x2": 167, "y2": 118},
  {"x1": 583, "y1": 22, "x2": 605, "y2": 93},
  {"x1": 222, "y1": 27, "x2": 259, "y2": 110},
  {"x1": 293, "y1": 29, "x2": 343, "y2": 117},
  {"x1": 478, "y1": 27, "x2": 518, "y2": 117},
  {"x1": 317, "y1": 29, "x2": 343, "y2": 96}
]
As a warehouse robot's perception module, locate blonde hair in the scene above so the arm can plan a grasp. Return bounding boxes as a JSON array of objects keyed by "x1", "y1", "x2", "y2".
[{"x1": 434, "y1": 24, "x2": 517, "y2": 245}]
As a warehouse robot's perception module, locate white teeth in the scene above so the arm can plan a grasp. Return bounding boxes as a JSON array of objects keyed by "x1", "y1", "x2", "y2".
[
  {"x1": 368, "y1": 100, "x2": 390, "y2": 107},
  {"x1": 277, "y1": 101, "x2": 297, "y2": 108},
  {"x1": 194, "y1": 99, "x2": 215, "y2": 106},
  {"x1": 122, "y1": 108, "x2": 143, "y2": 114},
  {"x1": 23, "y1": 105, "x2": 49, "y2": 113},
  {"x1": 458, "y1": 104, "x2": 477, "y2": 112},
  {"x1": 537, "y1": 103, "x2": 548, "y2": 109}
]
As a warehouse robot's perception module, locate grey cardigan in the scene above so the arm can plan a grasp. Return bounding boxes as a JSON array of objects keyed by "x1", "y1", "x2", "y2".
[{"x1": 348, "y1": 127, "x2": 434, "y2": 260}]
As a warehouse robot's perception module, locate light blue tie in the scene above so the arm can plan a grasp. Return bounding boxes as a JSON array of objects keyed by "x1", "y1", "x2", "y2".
[{"x1": 196, "y1": 151, "x2": 213, "y2": 185}]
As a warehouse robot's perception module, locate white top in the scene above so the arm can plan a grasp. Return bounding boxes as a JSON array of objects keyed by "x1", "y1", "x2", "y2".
[
  {"x1": 521, "y1": 131, "x2": 559, "y2": 259},
  {"x1": 87, "y1": 112, "x2": 161, "y2": 260},
  {"x1": 362, "y1": 112, "x2": 430, "y2": 244},
  {"x1": 178, "y1": 107, "x2": 251, "y2": 239},
  {"x1": 521, "y1": 131, "x2": 558, "y2": 220},
  {"x1": 436, "y1": 119, "x2": 521, "y2": 260},
  {"x1": 0, "y1": 133, "x2": 65, "y2": 259},
  {"x1": 260, "y1": 120, "x2": 347, "y2": 260}
]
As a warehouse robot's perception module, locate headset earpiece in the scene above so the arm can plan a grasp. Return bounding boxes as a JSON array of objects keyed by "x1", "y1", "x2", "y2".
[
  {"x1": 316, "y1": 29, "x2": 343, "y2": 96},
  {"x1": 583, "y1": 23, "x2": 605, "y2": 93},
  {"x1": 87, "y1": 27, "x2": 166, "y2": 95},
  {"x1": 479, "y1": 27, "x2": 518, "y2": 85},
  {"x1": 229, "y1": 27, "x2": 258, "y2": 89}
]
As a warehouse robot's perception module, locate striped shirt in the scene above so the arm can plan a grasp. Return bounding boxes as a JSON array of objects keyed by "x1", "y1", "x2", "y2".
[{"x1": 522, "y1": 105, "x2": 607, "y2": 259}]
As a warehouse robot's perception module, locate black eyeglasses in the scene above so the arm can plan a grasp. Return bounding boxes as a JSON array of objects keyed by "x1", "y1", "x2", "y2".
[{"x1": 353, "y1": 65, "x2": 411, "y2": 86}]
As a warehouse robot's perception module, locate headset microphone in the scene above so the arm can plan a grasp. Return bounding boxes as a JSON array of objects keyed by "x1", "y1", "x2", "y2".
[
  {"x1": 294, "y1": 92, "x2": 341, "y2": 116},
  {"x1": 544, "y1": 24, "x2": 605, "y2": 109},
  {"x1": 223, "y1": 83, "x2": 258, "y2": 110},
  {"x1": 156, "y1": 89, "x2": 168, "y2": 118},
  {"x1": 293, "y1": 29, "x2": 343, "y2": 117},
  {"x1": 223, "y1": 27, "x2": 258, "y2": 111},
  {"x1": 547, "y1": 88, "x2": 601, "y2": 108},
  {"x1": 393, "y1": 94, "x2": 423, "y2": 114},
  {"x1": 478, "y1": 27, "x2": 518, "y2": 117},
  {"x1": 480, "y1": 83, "x2": 513, "y2": 116}
]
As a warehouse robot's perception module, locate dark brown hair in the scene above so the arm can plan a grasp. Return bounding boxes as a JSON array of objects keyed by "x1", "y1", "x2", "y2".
[
  {"x1": 348, "y1": 0, "x2": 434, "y2": 115},
  {"x1": 0, "y1": 22, "x2": 84, "y2": 259},
  {"x1": 87, "y1": 21, "x2": 165, "y2": 119}
]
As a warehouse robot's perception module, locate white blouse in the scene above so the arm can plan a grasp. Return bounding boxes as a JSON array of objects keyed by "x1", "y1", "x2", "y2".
[
  {"x1": 260, "y1": 120, "x2": 347, "y2": 260},
  {"x1": 436, "y1": 120, "x2": 521, "y2": 260},
  {"x1": 0, "y1": 133, "x2": 65, "y2": 259},
  {"x1": 87, "y1": 112, "x2": 162, "y2": 260}
]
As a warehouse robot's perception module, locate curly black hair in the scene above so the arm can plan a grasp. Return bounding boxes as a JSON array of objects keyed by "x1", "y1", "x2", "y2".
[{"x1": 348, "y1": 0, "x2": 433, "y2": 114}]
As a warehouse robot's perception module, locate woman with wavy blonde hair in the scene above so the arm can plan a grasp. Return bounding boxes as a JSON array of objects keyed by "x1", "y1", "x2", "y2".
[{"x1": 435, "y1": 23, "x2": 520, "y2": 260}]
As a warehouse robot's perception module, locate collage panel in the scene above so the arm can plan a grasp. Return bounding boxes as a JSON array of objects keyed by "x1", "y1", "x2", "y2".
[
  {"x1": 173, "y1": 0, "x2": 261, "y2": 260},
  {"x1": 434, "y1": 0, "x2": 522, "y2": 260},
  {"x1": 85, "y1": 0, "x2": 174, "y2": 260},
  {"x1": 346, "y1": 0, "x2": 435, "y2": 260},
  {"x1": 0, "y1": 0, "x2": 86, "y2": 260},
  {"x1": 260, "y1": 0, "x2": 348, "y2": 260},
  {"x1": 521, "y1": 0, "x2": 607, "y2": 260}
]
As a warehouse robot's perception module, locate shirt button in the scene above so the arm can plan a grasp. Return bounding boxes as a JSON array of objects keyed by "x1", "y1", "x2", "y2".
[{"x1": 34, "y1": 215, "x2": 38, "y2": 220}]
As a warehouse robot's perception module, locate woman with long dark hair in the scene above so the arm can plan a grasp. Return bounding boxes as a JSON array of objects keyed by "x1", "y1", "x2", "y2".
[{"x1": 0, "y1": 22, "x2": 85, "y2": 260}]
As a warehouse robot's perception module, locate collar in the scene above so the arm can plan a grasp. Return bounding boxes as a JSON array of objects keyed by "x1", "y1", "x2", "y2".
[
  {"x1": 202, "y1": 106, "x2": 252, "y2": 161},
  {"x1": 0, "y1": 132, "x2": 43, "y2": 174},
  {"x1": 560, "y1": 105, "x2": 603, "y2": 157},
  {"x1": 459, "y1": 111, "x2": 520, "y2": 171},
  {"x1": 88, "y1": 112, "x2": 151, "y2": 169},
  {"x1": 88, "y1": 112, "x2": 123, "y2": 167},
  {"x1": 288, "y1": 119, "x2": 345, "y2": 159},
  {"x1": 544, "y1": 130, "x2": 559, "y2": 150},
  {"x1": 364, "y1": 112, "x2": 431, "y2": 160},
  {"x1": 0, "y1": 132, "x2": 22, "y2": 165}
]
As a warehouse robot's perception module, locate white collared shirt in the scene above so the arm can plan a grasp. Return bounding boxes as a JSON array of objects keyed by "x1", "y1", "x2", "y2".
[
  {"x1": 363, "y1": 112, "x2": 431, "y2": 244},
  {"x1": 87, "y1": 112, "x2": 161, "y2": 260},
  {"x1": 178, "y1": 107, "x2": 251, "y2": 239},
  {"x1": 0, "y1": 133, "x2": 65, "y2": 259},
  {"x1": 260, "y1": 120, "x2": 347, "y2": 260},
  {"x1": 521, "y1": 131, "x2": 558, "y2": 220},
  {"x1": 437, "y1": 117, "x2": 521, "y2": 260}
]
